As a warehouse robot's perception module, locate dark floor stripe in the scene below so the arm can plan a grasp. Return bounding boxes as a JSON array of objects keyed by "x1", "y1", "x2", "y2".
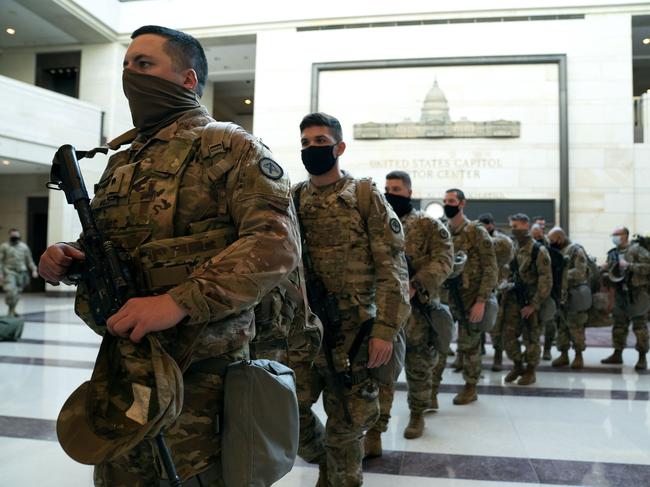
[
  {"x1": 17, "y1": 338, "x2": 100, "y2": 348},
  {"x1": 0, "y1": 355, "x2": 94, "y2": 369},
  {"x1": 296, "y1": 450, "x2": 650, "y2": 486},
  {"x1": 0, "y1": 416, "x2": 57, "y2": 442},
  {"x1": 477, "y1": 362, "x2": 649, "y2": 375},
  {"x1": 21, "y1": 310, "x2": 84, "y2": 324},
  {"x1": 394, "y1": 382, "x2": 649, "y2": 401}
]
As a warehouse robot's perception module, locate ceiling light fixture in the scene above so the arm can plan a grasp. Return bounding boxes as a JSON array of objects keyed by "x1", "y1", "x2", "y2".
[
  {"x1": 6, "y1": 27, "x2": 16, "y2": 35},
  {"x1": 244, "y1": 99, "x2": 252, "y2": 105},
  {"x1": 643, "y1": 38, "x2": 650, "y2": 45},
  {"x1": 2, "y1": 160, "x2": 11, "y2": 166}
]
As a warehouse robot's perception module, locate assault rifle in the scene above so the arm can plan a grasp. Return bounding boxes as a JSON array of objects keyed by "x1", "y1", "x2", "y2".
[
  {"x1": 406, "y1": 256, "x2": 437, "y2": 340},
  {"x1": 47, "y1": 145, "x2": 183, "y2": 487}
]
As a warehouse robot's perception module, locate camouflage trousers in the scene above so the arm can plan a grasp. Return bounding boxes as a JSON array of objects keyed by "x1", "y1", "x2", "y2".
[
  {"x1": 455, "y1": 321, "x2": 482, "y2": 385},
  {"x1": 491, "y1": 296, "x2": 506, "y2": 351},
  {"x1": 296, "y1": 341, "x2": 379, "y2": 487},
  {"x1": 502, "y1": 293, "x2": 542, "y2": 367},
  {"x1": 543, "y1": 318, "x2": 557, "y2": 348},
  {"x1": 93, "y1": 347, "x2": 248, "y2": 487},
  {"x1": 556, "y1": 308, "x2": 588, "y2": 352},
  {"x1": 431, "y1": 348, "x2": 447, "y2": 390},
  {"x1": 612, "y1": 306, "x2": 649, "y2": 353},
  {"x1": 2, "y1": 270, "x2": 28, "y2": 307}
]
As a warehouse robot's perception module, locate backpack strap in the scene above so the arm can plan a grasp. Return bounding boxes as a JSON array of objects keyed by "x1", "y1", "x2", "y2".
[
  {"x1": 355, "y1": 177, "x2": 373, "y2": 223},
  {"x1": 199, "y1": 122, "x2": 240, "y2": 183}
]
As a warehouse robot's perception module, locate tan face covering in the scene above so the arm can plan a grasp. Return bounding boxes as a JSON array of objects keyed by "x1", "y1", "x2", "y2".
[{"x1": 122, "y1": 69, "x2": 201, "y2": 137}]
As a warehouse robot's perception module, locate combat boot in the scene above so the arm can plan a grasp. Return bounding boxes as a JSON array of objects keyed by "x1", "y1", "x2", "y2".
[
  {"x1": 364, "y1": 429, "x2": 382, "y2": 458},
  {"x1": 552, "y1": 351, "x2": 569, "y2": 367},
  {"x1": 635, "y1": 352, "x2": 647, "y2": 371},
  {"x1": 601, "y1": 349, "x2": 623, "y2": 364},
  {"x1": 315, "y1": 461, "x2": 328, "y2": 487},
  {"x1": 429, "y1": 387, "x2": 439, "y2": 410},
  {"x1": 453, "y1": 384, "x2": 478, "y2": 405},
  {"x1": 542, "y1": 343, "x2": 552, "y2": 361},
  {"x1": 492, "y1": 349, "x2": 503, "y2": 371},
  {"x1": 517, "y1": 366, "x2": 536, "y2": 386},
  {"x1": 403, "y1": 412, "x2": 424, "y2": 439},
  {"x1": 504, "y1": 362, "x2": 523, "y2": 383},
  {"x1": 570, "y1": 351, "x2": 584, "y2": 369}
]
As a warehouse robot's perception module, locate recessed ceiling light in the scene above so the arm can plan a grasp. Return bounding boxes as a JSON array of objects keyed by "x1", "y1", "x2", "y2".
[
  {"x1": 644, "y1": 38, "x2": 650, "y2": 45},
  {"x1": 244, "y1": 99, "x2": 252, "y2": 105},
  {"x1": 2, "y1": 160, "x2": 11, "y2": 166},
  {"x1": 6, "y1": 27, "x2": 16, "y2": 35}
]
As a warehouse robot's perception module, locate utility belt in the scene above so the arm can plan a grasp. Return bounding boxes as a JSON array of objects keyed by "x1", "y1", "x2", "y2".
[{"x1": 129, "y1": 227, "x2": 237, "y2": 294}]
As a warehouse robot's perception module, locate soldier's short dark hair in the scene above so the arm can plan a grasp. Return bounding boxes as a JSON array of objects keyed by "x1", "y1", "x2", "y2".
[
  {"x1": 478, "y1": 213, "x2": 494, "y2": 225},
  {"x1": 299, "y1": 112, "x2": 343, "y2": 142},
  {"x1": 532, "y1": 215, "x2": 545, "y2": 222},
  {"x1": 509, "y1": 213, "x2": 530, "y2": 224},
  {"x1": 386, "y1": 170, "x2": 412, "y2": 189},
  {"x1": 621, "y1": 227, "x2": 630, "y2": 237},
  {"x1": 445, "y1": 188, "x2": 465, "y2": 202},
  {"x1": 131, "y1": 25, "x2": 208, "y2": 97}
]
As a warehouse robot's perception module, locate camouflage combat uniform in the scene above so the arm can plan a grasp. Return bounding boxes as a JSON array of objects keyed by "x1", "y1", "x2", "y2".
[
  {"x1": 502, "y1": 238, "x2": 552, "y2": 369},
  {"x1": 488, "y1": 229, "x2": 515, "y2": 353},
  {"x1": 556, "y1": 241, "x2": 589, "y2": 352},
  {"x1": 370, "y1": 209, "x2": 453, "y2": 432},
  {"x1": 74, "y1": 108, "x2": 300, "y2": 486},
  {"x1": 439, "y1": 217, "x2": 498, "y2": 387},
  {"x1": 606, "y1": 244, "x2": 650, "y2": 353},
  {"x1": 293, "y1": 174, "x2": 410, "y2": 486},
  {"x1": 0, "y1": 239, "x2": 36, "y2": 313}
]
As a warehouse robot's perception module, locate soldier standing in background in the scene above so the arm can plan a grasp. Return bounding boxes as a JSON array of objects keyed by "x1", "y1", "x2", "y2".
[
  {"x1": 292, "y1": 112, "x2": 410, "y2": 486},
  {"x1": 364, "y1": 170, "x2": 452, "y2": 447},
  {"x1": 0, "y1": 229, "x2": 38, "y2": 316},
  {"x1": 502, "y1": 214, "x2": 552, "y2": 386},
  {"x1": 440, "y1": 189, "x2": 498, "y2": 404},
  {"x1": 601, "y1": 226, "x2": 650, "y2": 370},
  {"x1": 548, "y1": 227, "x2": 589, "y2": 369},
  {"x1": 476, "y1": 214, "x2": 514, "y2": 372}
]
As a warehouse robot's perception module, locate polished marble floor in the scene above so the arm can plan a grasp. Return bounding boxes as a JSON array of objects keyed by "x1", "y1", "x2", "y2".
[{"x1": 0, "y1": 294, "x2": 648, "y2": 486}]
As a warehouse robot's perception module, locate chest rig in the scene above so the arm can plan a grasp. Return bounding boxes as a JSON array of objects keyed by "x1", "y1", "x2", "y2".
[{"x1": 89, "y1": 122, "x2": 240, "y2": 295}]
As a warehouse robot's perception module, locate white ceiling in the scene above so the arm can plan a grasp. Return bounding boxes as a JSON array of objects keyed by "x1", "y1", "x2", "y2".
[
  {"x1": 0, "y1": 0, "x2": 78, "y2": 47},
  {"x1": 0, "y1": 157, "x2": 50, "y2": 175}
]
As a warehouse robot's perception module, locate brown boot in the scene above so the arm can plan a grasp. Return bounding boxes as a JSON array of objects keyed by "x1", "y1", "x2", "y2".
[
  {"x1": 635, "y1": 352, "x2": 647, "y2": 371},
  {"x1": 429, "y1": 387, "x2": 439, "y2": 410},
  {"x1": 542, "y1": 343, "x2": 552, "y2": 361},
  {"x1": 601, "y1": 349, "x2": 623, "y2": 364},
  {"x1": 517, "y1": 366, "x2": 536, "y2": 386},
  {"x1": 315, "y1": 461, "x2": 328, "y2": 487},
  {"x1": 570, "y1": 351, "x2": 584, "y2": 369},
  {"x1": 552, "y1": 351, "x2": 569, "y2": 367},
  {"x1": 492, "y1": 349, "x2": 503, "y2": 372},
  {"x1": 403, "y1": 412, "x2": 424, "y2": 439},
  {"x1": 364, "y1": 429, "x2": 382, "y2": 458},
  {"x1": 453, "y1": 384, "x2": 478, "y2": 405},
  {"x1": 504, "y1": 362, "x2": 523, "y2": 383}
]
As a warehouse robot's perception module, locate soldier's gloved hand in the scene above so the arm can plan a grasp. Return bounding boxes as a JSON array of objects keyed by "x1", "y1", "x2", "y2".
[
  {"x1": 38, "y1": 243, "x2": 85, "y2": 284},
  {"x1": 106, "y1": 294, "x2": 189, "y2": 343},
  {"x1": 468, "y1": 301, "x2": 486, "y2": 323},
  {"x1": 520, "y1": 305, "x2": 535, "y2": 319},
  {"x1": 367, "y1": 337, "x2": 393, "y2": 368}
]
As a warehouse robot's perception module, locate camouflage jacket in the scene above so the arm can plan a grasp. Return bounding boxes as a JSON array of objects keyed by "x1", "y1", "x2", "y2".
[
  {"x1": 402, "y1": 209, "x2": 453, "y2": 306},
  {"x1": 0, "y1": 241, "x2": 36, "y2": 277},
  {"x1": 492, "y1": 229, "x2": 514, "y2": 282},
  {"x1": 512, "y1": 237, "x2": 552, "y2": 310},
  {"x1": 448, "y1": 216, "x2": 498, "y2": 308},
  {"x1": 292, "y1": 173, "x2": 410, "y2": 342},
  {"x1": 607, "y1": 244, "x2": 650, "y2": 289},
  {"x1": 76, "y1": 107, "x2": 300, "y2": 364},
  {"x1": 563, "y1": 240, "x2": 588, "y2": 289}
]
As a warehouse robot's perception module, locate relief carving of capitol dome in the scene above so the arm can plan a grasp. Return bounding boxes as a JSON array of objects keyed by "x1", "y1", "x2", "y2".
[{"x1": 353, "y1": 80, "x2": 520, "y2": 139}]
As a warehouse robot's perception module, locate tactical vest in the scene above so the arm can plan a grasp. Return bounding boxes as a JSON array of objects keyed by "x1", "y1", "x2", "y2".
[{"x1": 296, "y1": 178, "x2": 375, "y2": 321}]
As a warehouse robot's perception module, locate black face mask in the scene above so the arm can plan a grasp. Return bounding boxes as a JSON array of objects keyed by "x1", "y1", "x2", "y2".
[
  {"x1": 384, "y1": 193, "x2": 413, "y2": 218},
  {"x1": 301, "y1": 145, "x2": 337, "y2": 176},
  {"x1": 444, "y1": 204, "x2": 460, "y2": 219},
  {"x1": 9, "y1": 236, "x2": 19, "y2": 244},
  {"x1": 550, "y1": 241, "x2": 563, "y2": 250}
]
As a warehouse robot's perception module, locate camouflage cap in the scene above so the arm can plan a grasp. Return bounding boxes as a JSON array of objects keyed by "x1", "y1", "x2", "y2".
[{"x1": 57, "y1": 333, "x2": 183, "y2": 465}]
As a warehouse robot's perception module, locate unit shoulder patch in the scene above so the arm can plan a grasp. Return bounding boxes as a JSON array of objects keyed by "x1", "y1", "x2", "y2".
[{"x1": 258, "y1": 158, "x2": 284, "y2": 180}]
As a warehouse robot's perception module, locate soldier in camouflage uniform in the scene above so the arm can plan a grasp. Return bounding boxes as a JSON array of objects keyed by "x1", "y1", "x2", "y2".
[
  {"x1": 547, "y1": 227, "x2": 588, "y2": 369},
  {"x1": 440, "y1": 190, "x2": 498, "y2": 404},
  {"x1": 501, "y1": 214, "x2": 552, "y2": 385},
  {"x1": 601, "y1": 226, "x2": 650, "y2": 370},
  {"x1": 477, "y1": 214, "x2": 514, "y2": 372},
  {"x1": 0, "y1": 229, "x2": 38, "y2": 316},
  {"x1": 363, "y1": 171, "x2": 452, "y2": 449},
  {"x1": 292, "y1": 113, "x2": 410, "y2": 486},
  {"x1": 39, "y1": 26, "x2": 300, "y2": 486}
]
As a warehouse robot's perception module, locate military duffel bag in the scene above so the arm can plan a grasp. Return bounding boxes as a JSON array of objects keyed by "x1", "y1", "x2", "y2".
[{"x1": 0, "y1": 316, "x2": 24, "y2": 341}]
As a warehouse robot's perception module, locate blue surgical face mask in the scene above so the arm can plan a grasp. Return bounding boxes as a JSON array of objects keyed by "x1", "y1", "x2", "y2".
[{"x1": 612, "y1": 235, "x2": 622, "y2": 246}]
